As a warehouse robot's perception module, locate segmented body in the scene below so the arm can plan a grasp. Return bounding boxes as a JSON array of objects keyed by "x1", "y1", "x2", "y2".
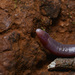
[{"x1": 36, "y1": 29, "x2": 75, "y2": 57}]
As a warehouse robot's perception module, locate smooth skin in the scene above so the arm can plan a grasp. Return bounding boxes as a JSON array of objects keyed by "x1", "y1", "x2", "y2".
[{"x1": 36, "y1": 29, "x2": 75, "y2": 57}]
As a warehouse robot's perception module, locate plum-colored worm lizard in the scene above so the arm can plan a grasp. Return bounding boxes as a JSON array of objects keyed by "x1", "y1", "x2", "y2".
[{"x1": 36, "y1": 29, "x2": 75, "y2": 57}]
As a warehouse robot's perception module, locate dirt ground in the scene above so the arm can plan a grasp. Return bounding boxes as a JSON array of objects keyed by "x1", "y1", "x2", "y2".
[{"x1": 0, "y1": 0, "x2": 75, "y2": 75}]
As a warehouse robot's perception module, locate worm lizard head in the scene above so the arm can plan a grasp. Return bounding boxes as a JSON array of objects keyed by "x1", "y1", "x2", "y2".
[{"x1": 36, "y1": 29, "x2": 49, "y2": 46}]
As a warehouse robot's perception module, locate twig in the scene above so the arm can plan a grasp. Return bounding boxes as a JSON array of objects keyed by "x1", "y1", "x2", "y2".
[{"x1": 48, "y1": 58, "x2": 75, "y2": 70}]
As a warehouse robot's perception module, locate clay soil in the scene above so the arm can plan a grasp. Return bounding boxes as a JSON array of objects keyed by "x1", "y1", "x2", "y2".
[{"x1": 0, "y1": 0, "x2": 75, "y2": 75}]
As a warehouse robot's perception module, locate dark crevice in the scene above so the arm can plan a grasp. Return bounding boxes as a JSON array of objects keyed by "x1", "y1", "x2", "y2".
[
  {"x1": 0, "y1": 49, "x2": 11, "y2": 53},
  {"x1": 0, "y1": 23, "x2": 19, "y2": 35},
  {"x1": 51, "y1": 10, "x2": 61, "y2": 26},
  {"x1": 0, "y1": 27, "x2": 11, "y2": 35},
  {"x1": 48, "y1": 68, "x2": 75, "y2": 71}
]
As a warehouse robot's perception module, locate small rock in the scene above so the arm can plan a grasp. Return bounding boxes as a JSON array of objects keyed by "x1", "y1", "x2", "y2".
[
  {"x1": 0, "y1": 9, "x2": 12, "y2": 33},
  {"x1": 40, "y1": 0, "x2": 61, "y2": 18}
]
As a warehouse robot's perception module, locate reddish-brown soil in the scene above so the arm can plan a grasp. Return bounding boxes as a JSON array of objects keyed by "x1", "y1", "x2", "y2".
[{"x1": 0, "y1": 0, "x2": 75, "y2": 75}]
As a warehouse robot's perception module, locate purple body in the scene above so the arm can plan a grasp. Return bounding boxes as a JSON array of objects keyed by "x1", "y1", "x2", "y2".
[{"x1": 36, "y1": 29, "x2": 75, "y2": 57}]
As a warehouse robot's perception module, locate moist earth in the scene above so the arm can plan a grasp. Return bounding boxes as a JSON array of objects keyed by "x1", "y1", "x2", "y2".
[{"x1": 0, "y1": 0, "x2": 75, "y2": 75}]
